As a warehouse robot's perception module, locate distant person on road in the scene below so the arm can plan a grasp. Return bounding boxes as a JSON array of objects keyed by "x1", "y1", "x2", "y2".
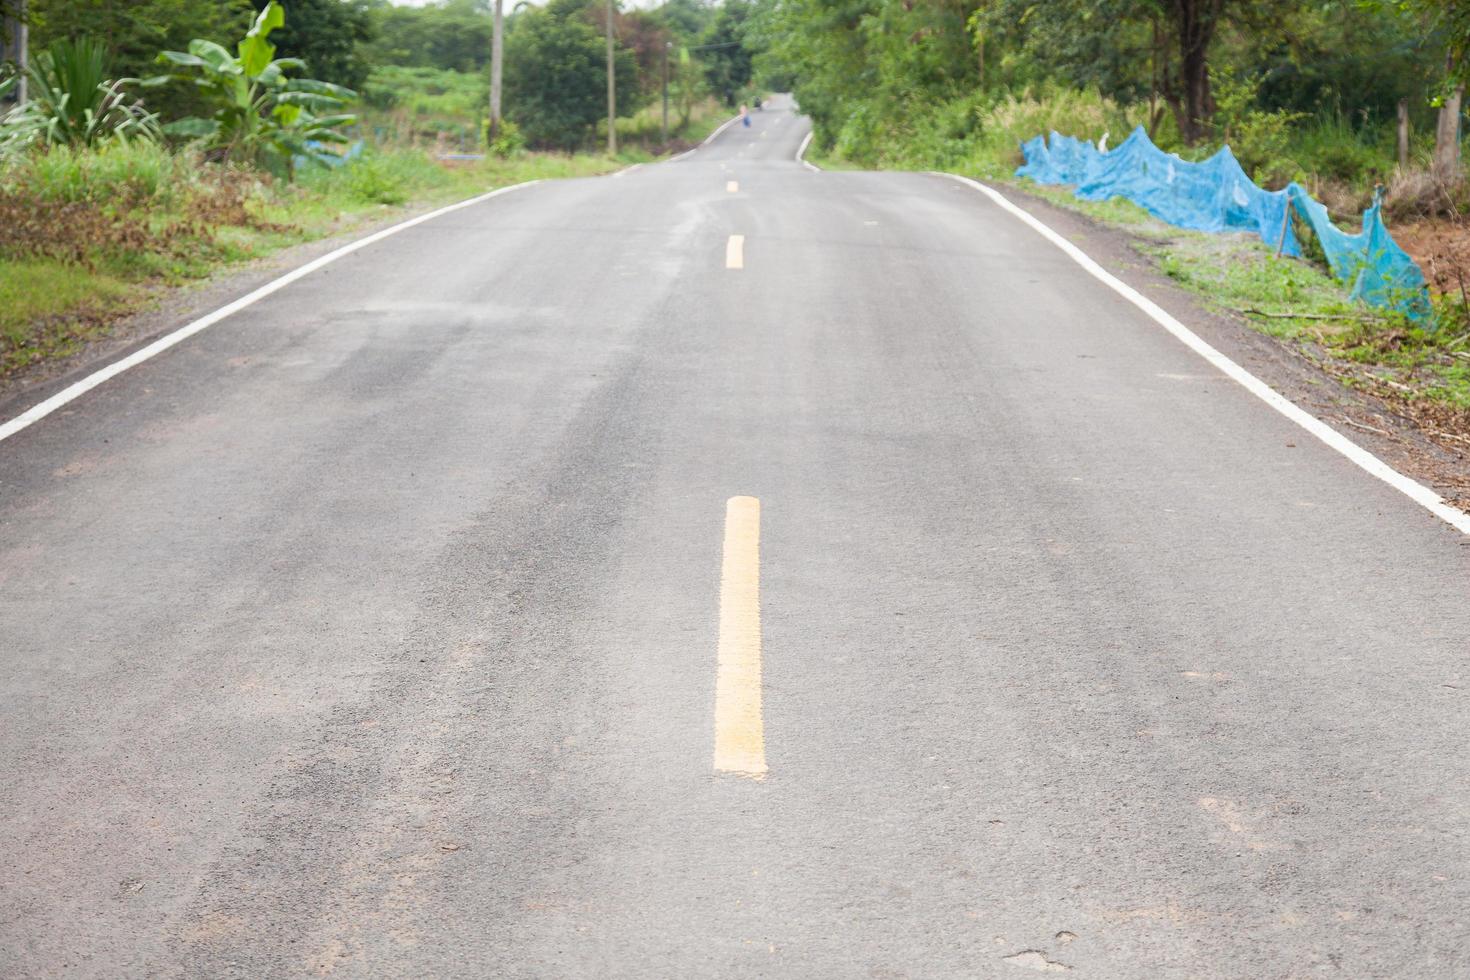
[{"x1": 740, "y1": 104, "x2": 751, "y2": 128}]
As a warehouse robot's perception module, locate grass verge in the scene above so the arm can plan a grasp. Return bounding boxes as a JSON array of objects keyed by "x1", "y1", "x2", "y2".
[{"x1": 0, "y1": 146, "x2": 623, "y2": 381}]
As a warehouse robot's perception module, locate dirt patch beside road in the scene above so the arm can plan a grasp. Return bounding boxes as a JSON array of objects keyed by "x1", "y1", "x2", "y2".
[{"x1": 1394, "y1": 218, "x2": 1470, "y2": 299}]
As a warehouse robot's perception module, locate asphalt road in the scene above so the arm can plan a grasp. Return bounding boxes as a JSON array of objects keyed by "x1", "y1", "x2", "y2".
[{"x1": 3, "y1": 95, "x2": 1469, "y2": 979}]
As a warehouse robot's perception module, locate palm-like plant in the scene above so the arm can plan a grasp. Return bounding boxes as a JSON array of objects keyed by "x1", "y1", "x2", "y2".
[
  {"x1": 0, "y1": 38, "x2": 161, "y2": 153},
  {"x1": 152, "y1": 2, "x2": 357, "y2": 178}
]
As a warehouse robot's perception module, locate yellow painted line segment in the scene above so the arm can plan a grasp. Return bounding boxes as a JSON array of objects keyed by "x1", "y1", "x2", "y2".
[
  {"x1": 726, "y1": 235, "x2": 744, "y2": 269},
  {"x1": 714, "y1": 496, "x2": 766, "y2": 778},
  {"x1": 727, "y1": 180, "x2": 739, "y2": 193}
]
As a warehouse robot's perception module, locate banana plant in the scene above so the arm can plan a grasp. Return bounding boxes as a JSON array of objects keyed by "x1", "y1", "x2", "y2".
[{"x1": 151, "y1": 1, "x2": 356, "y2": 178}]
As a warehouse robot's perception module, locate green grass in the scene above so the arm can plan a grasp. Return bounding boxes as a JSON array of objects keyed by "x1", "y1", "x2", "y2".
[
  {"x1": 803, "y1": 145, "x2": 863, "y2": 172},
  {"x1": 595, "y1": 97, "x2": 731, "y2": 161},
  {"x1": 1123, "y1": 216, "x2": 1470, "y2": 408},
  {"x1": 1137, "y1": 231, "x2": 1360, "y2": 324},
  {"x1": 1020, "y1": 183, "x2": 1164, "y2": 229},
  {"x1": 0, "y1": 260, "x2": 136, "y2": 371},
  {"x1": 612, "y1": 97, "x2": 731, "y2": 150},
  {"x1": 0, "y1": 145, "x2": 623, "y2": 378},
  {"x1": 361, "y1": 66, "x2": 489, "y2": 150}
]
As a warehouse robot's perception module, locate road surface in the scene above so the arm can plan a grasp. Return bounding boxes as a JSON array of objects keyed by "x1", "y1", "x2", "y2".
[{"x1": 3, "y1": 96, "x2": 1468, "y2": 978}]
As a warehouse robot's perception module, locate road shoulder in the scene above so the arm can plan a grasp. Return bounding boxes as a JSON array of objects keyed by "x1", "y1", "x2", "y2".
[{"x1": 987, "y1": 180, "x2": 1470, "y2": 510}]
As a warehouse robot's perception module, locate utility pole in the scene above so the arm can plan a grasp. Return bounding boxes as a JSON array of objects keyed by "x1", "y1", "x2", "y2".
[
  {"x1": 605, "y1": 0, "x2": 616, "y2": 154},
  {"x1": 488, "y1": 0, "x2": 503, "y2": 143},
  {"x1": 661, "y1": 40, "x2": 670, "y2": 143},
  {"x1": 2, "y1": 0, "x2": 27, "y2": 106}
]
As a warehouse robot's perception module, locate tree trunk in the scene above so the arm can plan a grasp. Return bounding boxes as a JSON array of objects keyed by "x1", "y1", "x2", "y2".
[
  {"x1": 1170, "y1": 0, "x2": 1220, "y2": 144},
  {"x1": 605, "y1": 0, "x2": 616, "y2": 155},
  {"x1": 1397, "y1": 98, "x2": 1409, "y2": 172},
  {"x1": 976, "y1": 27, "x2": 983, "y2": 90},
  {"x1": 1434, "y1": 85, "x2": 1463, "y2": 185},
  {"x1": 1148, "y1": 15, "x2": 1168, "y2": 139},
  {"x1": 488, "y1": 0, "x2": 503, "y2": 143}
]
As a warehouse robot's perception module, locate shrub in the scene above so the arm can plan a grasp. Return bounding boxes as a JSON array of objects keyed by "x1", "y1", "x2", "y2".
[
  {"x1": 0, "y1": 37, "x2": 160, "y2": 153},
  {"x1": 486, "y1": 119, "x2": 526, "y2": 158},
  {"x1": 1289, "y1": 112, "x2": 1392, "y2": 185},
  {"x1": 1209, "y1": 68, "x2": 1305, "y2": 185},
  {"x1": 296, "y1": 148, "x2": 453, "y2": 206}
]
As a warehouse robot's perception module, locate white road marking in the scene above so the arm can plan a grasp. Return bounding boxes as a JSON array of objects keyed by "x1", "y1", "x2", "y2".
[
  {"x1": 726, "y1": 235, "x2": 745, "y2": 269},
  {"x1": 727, "y1": 180, "x2": 739, "y2": 193},
  {"x1": 0, "y1": 182, "x2": 542, "y2": 445},
  {"x1": 702, "y1": 114, "x2": 742, "y2": 146},
  {"x1": 797, "y1": 132, "x2": 819, "y2": 173},
  {"x1": 612, "y1": 163, "x2": 642, "y2": 178},
  {"x1": 672, "y1": 114, "x2": 743, "y2": 162},
  {"x1": 938, "y1": 172, "x2": 1470, "y2": 537}
]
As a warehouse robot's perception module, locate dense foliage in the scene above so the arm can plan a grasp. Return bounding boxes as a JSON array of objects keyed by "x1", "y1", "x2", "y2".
[
  {"x1": 359, "y1": 0, "x2": 493, "y2": 74},
  {"x1": 24, "y1": 0, "x2": 254, "y2": 116},
  {"x1": 249, "y1": 0, "x2": 375, "y2": 90},
  {"x1": 151, "y1": 2, "x2": 357, "y2": 176},
  {"x1": 750, "y1": 0, "x2": 1470, "y2": 205},
  {"x1": 503, "y1": 0, "x2": 640, "y2": 150}
]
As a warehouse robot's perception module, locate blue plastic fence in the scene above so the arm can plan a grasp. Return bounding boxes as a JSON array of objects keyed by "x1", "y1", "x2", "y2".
[{"x1": 1016, "y1": 126, "x2": 1432, "y2": 321}]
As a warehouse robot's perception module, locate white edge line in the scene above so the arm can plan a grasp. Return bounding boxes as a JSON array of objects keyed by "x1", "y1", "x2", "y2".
[
  {"x1": 701, "y1": 114, "x2": 742, "y2": 147},
  {"x1": 934, "y1": 172, "x2": 1470, "y2": 538},
  {"x1": 0, "y1": 180, "x2": 542, "y2": 445},
  {"x1": 796, "y1": 131, "x2": 819, "y2": 173},
  {"x1": 612, "y1": 163, "x2": 643, "y2": 178},
  {"x1": 667, "y1": 114, "x2": 742, "y2": 164}
]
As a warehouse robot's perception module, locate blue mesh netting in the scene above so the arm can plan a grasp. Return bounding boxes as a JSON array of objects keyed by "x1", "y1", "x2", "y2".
[{"x1": 1016, "y1": 126, "x2": 1432, "y2": 321}]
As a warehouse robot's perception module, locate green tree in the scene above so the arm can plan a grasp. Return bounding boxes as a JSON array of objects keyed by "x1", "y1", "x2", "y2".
[
  {"x1": 154, "y1": 1, "x2": 356, "y2": 176},
  {"x1": 359, "y1": 0, "x2": 493, "y2": 73},
  {"x1": 748, "y1": 0, "x2": 875, "y2": 144},
  {"x1": 28, "y1": 0, "x2": 253, "y2": 115},
  {"x1": 700, "y1": 0, "x2": 754, "y2": 105},
  {"x1": 503, "y1": 0, "x2": 639, "y2": 150},
  {"x1": 656, "y1": 0, "x2": 715, "y2": 40},
  {"x1": 1375, "y1": 0, "x2": 1470, "y2": 180},
  {"x1": 749, "y1": 0, "x2": 975, "y2": 148},
  {"x1": 248, "y1": 0, "x2": 375, "y2": 90}
]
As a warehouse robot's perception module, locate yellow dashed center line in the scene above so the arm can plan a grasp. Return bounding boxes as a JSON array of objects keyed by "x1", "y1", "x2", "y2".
[
  {"x1": 714, "y1": 496, "x2": 766, "y2": 778},
  {"x1": 727, "y1": 180, "x2": 739, "y2": 193},
  {"x1": 726, "y1": 235, "x2": 744, "y2": 269}
]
